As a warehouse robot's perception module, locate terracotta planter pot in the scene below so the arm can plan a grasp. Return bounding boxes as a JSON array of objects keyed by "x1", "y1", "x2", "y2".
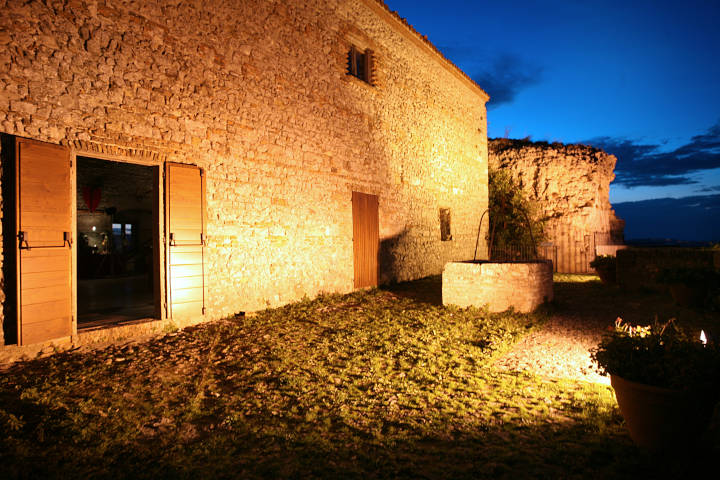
[{"x1": 610, "y1": 374, "x2": 718, "y2": 451}]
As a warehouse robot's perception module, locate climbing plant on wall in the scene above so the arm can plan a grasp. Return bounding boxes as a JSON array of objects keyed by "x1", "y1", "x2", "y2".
[{"x1": 488, "y1": 168, "x2": 546, "y2": 257}]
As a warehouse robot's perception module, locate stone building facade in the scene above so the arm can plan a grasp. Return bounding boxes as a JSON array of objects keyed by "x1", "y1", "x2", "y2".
[
  {"x1": 0, "y1": 0, "x2": 489, "y2": 347},
  {"x1": 489, "y1": 139, "x2": 624, "y2": 273}
]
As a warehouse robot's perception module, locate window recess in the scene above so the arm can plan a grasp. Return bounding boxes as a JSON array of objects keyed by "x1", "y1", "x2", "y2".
[
  {"x1": 440, "y1": 208, "x2": 452, "y2": 241},
  {"x1": 348, "y1": 45, "x2": 375, "y2": 85}
]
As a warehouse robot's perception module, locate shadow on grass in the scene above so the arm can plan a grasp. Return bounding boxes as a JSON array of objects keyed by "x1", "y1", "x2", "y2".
[
  {"x1": 383, "y1": 275, "x2": 443, "y2": 306},
  {"x1": 2, "y1": 343, "x2": 717, "y2": 479},
  {"x1": 0, "y1": 392, "x2": 715, "y2": 480},
  {"x1": 552, "y1": 276, "x2": 720, "y2": 337}
]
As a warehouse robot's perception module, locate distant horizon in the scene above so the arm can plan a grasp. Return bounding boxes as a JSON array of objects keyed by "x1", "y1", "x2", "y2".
[
  {"x1": 611, "y1": 194, "x2": 720, "y2": 243},
  {"x1": 612, "y1": 192, "x2": 720, "y2": 205}
]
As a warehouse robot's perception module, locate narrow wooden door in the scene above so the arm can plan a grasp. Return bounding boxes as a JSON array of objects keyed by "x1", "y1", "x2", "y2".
[
  {"x1": 16, "y1": 138, "x2": 73, "y2": 345},
  {"x1": 166, "y1": 163, "x2": 205, "y2": 319},
  {"x1": 352, "y1": 191, "x2": 379, "y2": 288}
]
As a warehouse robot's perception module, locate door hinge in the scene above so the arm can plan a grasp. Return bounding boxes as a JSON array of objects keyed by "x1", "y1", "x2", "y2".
[{"x1": 18, "y1": 231, "x2": 29, "y2": 250}]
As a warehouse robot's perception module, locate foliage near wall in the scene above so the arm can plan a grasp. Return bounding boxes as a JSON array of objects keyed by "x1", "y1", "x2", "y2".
[{"x1": 487, "y1": 168, "x2": 545, "y2": 256}]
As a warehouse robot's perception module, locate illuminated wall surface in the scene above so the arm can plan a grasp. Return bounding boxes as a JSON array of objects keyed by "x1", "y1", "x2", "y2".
[{"x1": 0, "y1": 1, "x2": 489, "y2": 324}]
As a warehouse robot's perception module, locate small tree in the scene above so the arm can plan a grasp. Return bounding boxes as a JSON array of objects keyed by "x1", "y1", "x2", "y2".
[{"x1": 487, "y1": 168, "x2": 546, "y2": 258}]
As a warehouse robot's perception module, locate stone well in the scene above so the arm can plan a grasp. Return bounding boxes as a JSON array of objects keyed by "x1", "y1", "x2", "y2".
[{"x1": 442, "y1": 261, "x2": 554, "y2": 313}]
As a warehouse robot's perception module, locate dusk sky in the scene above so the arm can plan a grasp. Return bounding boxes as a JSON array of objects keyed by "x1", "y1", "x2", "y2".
[{"x1": 385, "y1": 0, "x2": 720, "y2": 204}]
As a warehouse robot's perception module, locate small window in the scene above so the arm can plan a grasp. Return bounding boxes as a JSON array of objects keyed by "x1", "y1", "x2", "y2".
[
  {"x1": 440, "y1": 208, "x2": 452, "y2": 241},
  {"x1": 348, "y1": 45, "x2": 374, "y2": 85}
]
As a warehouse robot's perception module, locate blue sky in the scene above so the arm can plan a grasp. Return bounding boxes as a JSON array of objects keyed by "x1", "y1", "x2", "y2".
[{"x1": 384, "y1": 0, "x2": 720, "y2": 203}]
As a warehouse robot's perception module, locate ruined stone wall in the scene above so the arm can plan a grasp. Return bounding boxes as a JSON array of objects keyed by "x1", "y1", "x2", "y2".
[
  {"x1": 489, "y1": 139, "x2": 623, "y2": 273},
  {"x1": 0, "y1": 0, "x2": 488, "y2": 334}
]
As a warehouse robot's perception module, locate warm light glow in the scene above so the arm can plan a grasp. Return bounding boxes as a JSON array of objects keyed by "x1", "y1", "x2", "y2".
[
  {"x1": 92, "y1": 225, "x2": 96, "y2": 231},
  {"x1": 700, "y1": 330, "x2": 707, "y2": 345},
  {"x1": 596, "y1": 375, "x2": 611, "y2": 386}
]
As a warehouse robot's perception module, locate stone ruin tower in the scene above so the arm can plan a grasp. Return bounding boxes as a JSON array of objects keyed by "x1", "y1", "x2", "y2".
[{"x1": 489, "y1": 139, "x2": 625, "y2": 273}]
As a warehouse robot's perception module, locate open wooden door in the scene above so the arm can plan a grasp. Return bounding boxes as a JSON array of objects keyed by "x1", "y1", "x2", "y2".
[
  {"x1": 15, "y1": 138, "x2": 73, "y2": 345},
  {"x1": 165, "y1": 163, "x2": 205, "y2": 319},
  {"x1": 352, "y1": 191, "x2": 379, "y2": 288}
]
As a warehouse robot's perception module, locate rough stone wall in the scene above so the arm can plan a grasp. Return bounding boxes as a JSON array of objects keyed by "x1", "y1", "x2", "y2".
[
  {"x1": 442, "y1": 261, "x2": 553, "y2": 313},
  {"x1": 0, "y1": 0, "x2": 488, "y2": 336},
  {"x1": 489, "y1": 139, "x2": 623, "y2": 273}
]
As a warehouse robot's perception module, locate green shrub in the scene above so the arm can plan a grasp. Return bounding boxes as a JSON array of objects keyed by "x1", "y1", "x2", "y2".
[
  {"x1": 592, "y1": 318, "x2": 720, "y2": 392},
  {"x1": 590, "y1": 255, "x2": 616, "y2": 283},
  {"x1": 488, "y1": 168, "x2": 545, "y2": 252},
  {"x1": 589, "y1": 255, "x2": 616, "y2": 270}
]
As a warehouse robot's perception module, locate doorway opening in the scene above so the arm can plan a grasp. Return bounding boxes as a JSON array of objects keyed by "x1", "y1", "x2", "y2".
[{"x1": 76, "y1": 157, "x2": 159, "y2": 329}]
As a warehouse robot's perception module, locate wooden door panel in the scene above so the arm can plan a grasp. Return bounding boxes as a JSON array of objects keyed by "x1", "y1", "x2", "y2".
[
  {"x1": 20, "y1": 269, "x2": 69, "y2": 290},
  {"x1": 352, "y1": 191, "x2": 379, "y2": 289},
  {"x1": 18, "y1": 197, "x2": 71, "y2": 212},
  {"x1": 169, "y1": 264, "x2": 204, "y2": 279},
  {"x1": 169, "y1": 285, "x2": 204, "y2": 304},
  {"x1": 18, "y1": 212, "x2": 70, "y2": 229},
  {"x1": 21, "y1": 299, "x2": 71, "y2": 321},
  {"x1": 16, "y1": 138, "x2": 73, "y2": 345},
  {"x1": 169, "y1": 246, "x2": 204, "y2": 265},
  {"x1": 171, "y1": 229, "x2": 203, "y2": 244},
  {"x1": 167, "y1": 273, "x2": 204, "y2": 289},
  {"x1": 170, "y1": 302, "x2": 204, "y2": 319},
  {"x1": 166, "y1": 163, "x2": 205, "y2": 319},
  {"x1": 21, "y1": 315, "x2": 71, "y2": 346},
  {"x1": 21, "y1": 252, "x2": 68, "y2": 274},
  {"x1": 21, "y1": 285, "x2": 68, "y2": 305}
]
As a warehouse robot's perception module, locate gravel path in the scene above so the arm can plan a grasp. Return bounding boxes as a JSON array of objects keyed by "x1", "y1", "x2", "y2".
[
  {"x1": 494, "y1": 312, "x2": 610, "y2": 384},
  {"x1": 495, "y1": 277, "x2": 621, "y2": 384}
]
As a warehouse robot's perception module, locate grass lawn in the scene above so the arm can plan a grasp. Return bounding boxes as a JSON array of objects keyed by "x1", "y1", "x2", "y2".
[{"x1": 1, "y1": 276, "x2": 717, "y2": 479}]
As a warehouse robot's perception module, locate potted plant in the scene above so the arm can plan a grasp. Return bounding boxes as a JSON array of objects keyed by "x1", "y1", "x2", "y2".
[
  {"x1": 657, "y1": 267, "x2": 719, "y2": 307},
  {"x1": 589, "y1": 255, "x2": 616, "y2": 284},
  {"x1": 592, "y1": 317, "x2": 720, "y2": 451}
]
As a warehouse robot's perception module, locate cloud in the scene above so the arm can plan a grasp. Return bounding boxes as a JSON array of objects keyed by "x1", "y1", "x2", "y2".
[
  {"x1": 586, "y1": 120, "x2": 720, "y2": 187},
  {"x1": 469, "y1": 54, "x2": 542, "y2": 109},
  {"x1": 696, "y1": 185, "x2": 720, "y2": 193}
]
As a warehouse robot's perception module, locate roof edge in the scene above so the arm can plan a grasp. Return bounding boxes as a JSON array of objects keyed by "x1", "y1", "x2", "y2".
[{"x1": 360, "y1": 0, "x2": 490, "y2": 103}]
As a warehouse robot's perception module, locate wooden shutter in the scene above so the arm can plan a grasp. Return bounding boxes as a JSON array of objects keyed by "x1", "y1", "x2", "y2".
[
  {"x1": 364, "y1": 49, "x2": 374, "y2": 85},
  {"x1": 352, "y1": 191, "x2": 379, "y2": 288},
  {"x1": 165, "y1": 163, "x2": 205, "y2": 319},
  {"x1": 348, "y1": 45, "x2": 358, "y2": 77},
  {"x1": 16, "y1": 138, "x2": 73, "y2": 345}
]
